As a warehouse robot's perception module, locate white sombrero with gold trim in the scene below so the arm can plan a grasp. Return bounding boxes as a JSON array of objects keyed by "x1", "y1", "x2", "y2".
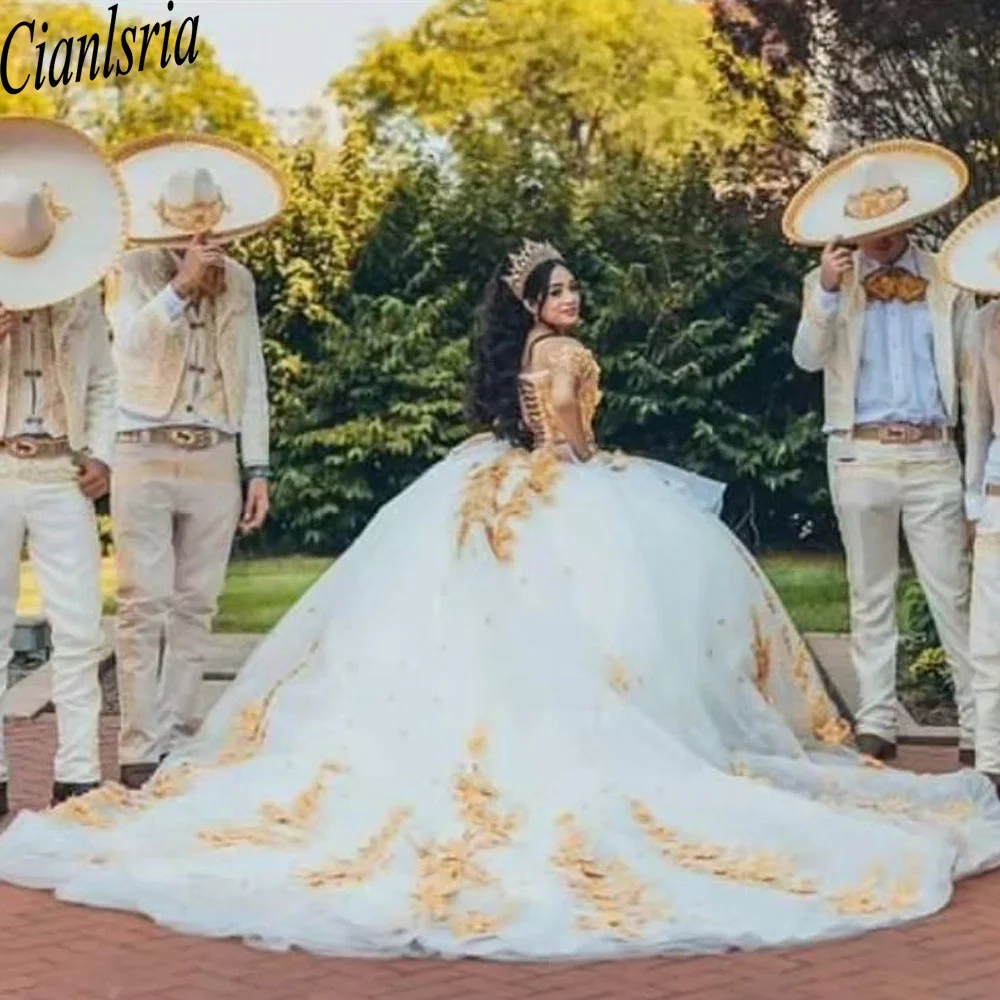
[
  {"x1": 114, "y1": 133, "x2": 286, "y2": 247},
  {"x1": 782, "y1": 139, "x2": 969, "y2": 247},
  {"x1": 940, "y1": 197, "x2": 1000, "y2": 297},
  {"x1": 0, "y1": 117, "x2": 128, "y2": 311}
]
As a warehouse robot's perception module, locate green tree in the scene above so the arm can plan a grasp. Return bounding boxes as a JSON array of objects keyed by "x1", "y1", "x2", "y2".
[
  {"x1": 712, "y1": 0, "x2": 1000, "y2": 220},
  {"x1": 575, "y1": 154, "x2": 828, "y2": 546},
  {"x1": 232, "y1": 124, "x2": 406, "y2": 549},
  {"x1": 333, "y1": 0, "x2": 770, "y2": 177},
  {"x1": 254, "y1": 129, "x2": 827, "y2": 552}
]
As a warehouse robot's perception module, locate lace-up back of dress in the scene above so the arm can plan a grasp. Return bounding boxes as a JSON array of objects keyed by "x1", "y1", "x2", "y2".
[{"x1": 518, "y1": 335, "x2": 602, "y2": 452}]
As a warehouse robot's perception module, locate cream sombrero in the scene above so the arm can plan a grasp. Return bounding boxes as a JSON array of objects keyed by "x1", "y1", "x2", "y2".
[
  {"x1": 782, "y1": 139, "x2": 969, "y2": 247},
  {"x1": 0, "y1": 117, "x2": 127, "y2": 311},
  {"x1": 114, "y1": 133, "x2": 286, "y2": 247},
  {"x1": 940, "y1": 198, "x2": 1000, "y2": 297}
]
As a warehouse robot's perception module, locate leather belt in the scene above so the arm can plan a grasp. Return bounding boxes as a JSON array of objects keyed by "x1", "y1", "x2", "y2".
[
  {"x1": 0, "y1": 436, "x2": 72, "y2": 459},
  {"x1": 851, "y1": 423, "x2": 952, "y2": 445},
  {"x1": 116, "y1": 426, "x2": 235, "y2": 451}
]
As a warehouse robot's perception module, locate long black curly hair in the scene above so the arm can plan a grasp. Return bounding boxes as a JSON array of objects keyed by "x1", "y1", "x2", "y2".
[{"x1": 466, "y1": 255, "x2": 567, "y2": 447}]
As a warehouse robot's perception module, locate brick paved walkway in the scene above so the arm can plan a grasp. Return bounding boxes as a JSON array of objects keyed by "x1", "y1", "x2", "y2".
[{"x1": 1, "y1": 718, "x2": 998, "y2": 1000}]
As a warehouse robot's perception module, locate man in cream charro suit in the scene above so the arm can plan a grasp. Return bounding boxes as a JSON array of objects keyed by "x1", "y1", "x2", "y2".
[
  {"x1": 785, "y1": 141, "x2": 979, "y2": 764},
  {"x1": 107, "y1": 135, "x2": 285, "y2": 789},
  {"x1": 0, "y1": 119, "x2": 128, "y2": 813},
  {"x1": 940, "y1": 197, "x2": 1000, "y2": 793}
]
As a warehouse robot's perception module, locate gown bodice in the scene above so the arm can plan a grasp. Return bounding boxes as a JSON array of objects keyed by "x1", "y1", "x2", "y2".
[{"x1": 518, "y1": 335, "x2": 602, "y2": 454}]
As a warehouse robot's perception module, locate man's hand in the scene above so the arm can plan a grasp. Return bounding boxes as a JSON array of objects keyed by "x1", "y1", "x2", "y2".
[
  {"x1": 239, "y1": 478, "x2": 270, "y2": 534},
  {"x1": 172, "y1": 234, "x2": 226, "y2": 299},
  {"x1": 77, "y1": 457, "x2": 110, "y2": 501},
  {"x1": 0, "y1": 307, "x2": 17, "y2": 343},
  {"x1": 820, "y1": 239, "x2": 854, "y2": 293}
]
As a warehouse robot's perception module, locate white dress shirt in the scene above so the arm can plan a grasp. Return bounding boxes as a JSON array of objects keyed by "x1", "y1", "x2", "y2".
[{"x1": 817, "y1": 246, "x2": 946, "y2": 426}]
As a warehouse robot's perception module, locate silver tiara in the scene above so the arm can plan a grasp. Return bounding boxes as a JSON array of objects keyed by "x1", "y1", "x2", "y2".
[{"x1": 502, "y1": 239, "x2": 563, "y2": 301}]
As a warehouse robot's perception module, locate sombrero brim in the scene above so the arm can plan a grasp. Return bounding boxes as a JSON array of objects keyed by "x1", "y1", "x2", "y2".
[
  {"x1": 0, "y1": 117, "x2": 128, "y2": 311},
  {"x1": 114, "y1": 133, "x2": 286, "y2": 247},
  {"x1": 782, "y1": 139, "x2": 969, "y2": 248},
  {"x1": 940, "y1": 197, "x2": 1000, "y2": 297}
]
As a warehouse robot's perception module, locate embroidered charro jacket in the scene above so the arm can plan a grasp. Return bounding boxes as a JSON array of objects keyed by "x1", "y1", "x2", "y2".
[
  {"x1": 793, "y1": 246, "x2": 977, "y2": 434},
  {"x1": 0, "y1": 287, "x2": 116, "y2": 465},
  {"x1": 962, "y1": 301, "x2": 1000, "y2": 520},
  {"x1": 106, "y1": 248, "x2": 269, "y2": 468}
]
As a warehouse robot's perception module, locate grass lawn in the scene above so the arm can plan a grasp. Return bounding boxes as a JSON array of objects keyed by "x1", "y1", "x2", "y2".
[
  {"x1": 18, "y1": 551, "x2": 868, "y2": 636},
  {"x1": 759, "y1": 553, "x2": 850, "y2": 634},
  {"x1": 17, "y1": 556, "x2": 333, "y2": 634}
]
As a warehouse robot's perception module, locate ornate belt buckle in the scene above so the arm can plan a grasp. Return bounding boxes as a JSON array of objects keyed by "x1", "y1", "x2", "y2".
[
  {"x1": 170, "y1": 427, "x2": 197, "y2": 448},
  {"x1": 878, "y1": 424, "x2": 907, "y2": 445},
  {"x1": 169, "y1": 427, "x2": 209, "y2": 450},
  {"x1": 10, "y1": 438, "x2": 40, "y2": 458}
]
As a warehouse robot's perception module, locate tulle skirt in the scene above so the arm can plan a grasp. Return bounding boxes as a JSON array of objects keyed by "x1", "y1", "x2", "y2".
[{"x1": 0, "y1": 436, "x2": 998, "y2": 959}]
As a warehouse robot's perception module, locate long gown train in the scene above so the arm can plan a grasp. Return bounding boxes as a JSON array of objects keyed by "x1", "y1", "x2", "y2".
[{"x1": 0, "y1": 435, "x2": 998, "y2": 959}]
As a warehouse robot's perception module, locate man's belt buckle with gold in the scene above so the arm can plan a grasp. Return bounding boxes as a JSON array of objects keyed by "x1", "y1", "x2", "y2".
[
  {"x1": 169, "y1": 427, "x2": 212, "y2": 450},
  {"x1": 878, "y1": 423, "x2": 922, "y2": 445}
]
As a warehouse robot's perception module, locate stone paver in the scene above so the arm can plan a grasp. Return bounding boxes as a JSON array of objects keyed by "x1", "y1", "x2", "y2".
[{"x1": 0, "y1": 718, "x2": 998, "y2": 999}]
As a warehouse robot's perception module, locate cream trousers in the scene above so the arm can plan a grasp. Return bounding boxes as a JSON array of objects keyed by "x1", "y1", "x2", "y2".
[
  {"x1": 828, "y1": 435, "x2": 974, "y2": 748},
  {"x1": 112, "y1": 439, "x2": 241, "y2": 765},
  {"x1": 0, "y1": 456, "x2": 103, "y2": 783},
  {"x1": 970, "y1": 495, "x2": 1000, "y2": 772}
]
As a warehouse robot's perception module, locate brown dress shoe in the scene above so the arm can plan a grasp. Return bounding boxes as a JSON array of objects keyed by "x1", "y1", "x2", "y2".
[
  {"x1": 119, "y1": 762, "x2": 158, "y2": 790},
  {"x1": 51, "y1": 781, "x2": 100, "y2": 806},
  {"x1": 856, "y1": 733, "x2": 898, "y2": 761},
  {"x1": 959, "y1": 748, "x2": 976, "y2": 768}
]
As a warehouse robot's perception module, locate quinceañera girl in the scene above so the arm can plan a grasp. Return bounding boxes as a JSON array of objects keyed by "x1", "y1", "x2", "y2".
[{"x1": 0, "y1": 242, "x2": 999, "y2": 959}]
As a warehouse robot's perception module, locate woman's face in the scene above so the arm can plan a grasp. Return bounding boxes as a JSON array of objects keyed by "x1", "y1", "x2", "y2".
[{"x1": 536, "y1": 265, "x2": 581, "y2": 332}]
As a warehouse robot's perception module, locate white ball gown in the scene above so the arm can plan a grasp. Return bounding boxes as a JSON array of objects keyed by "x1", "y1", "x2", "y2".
[{"x1": 1, "y1": 336, "x2": 999, "y2": 960}]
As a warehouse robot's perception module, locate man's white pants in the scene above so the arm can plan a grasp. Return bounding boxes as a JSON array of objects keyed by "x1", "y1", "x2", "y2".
[
  {"x1": 828, "y1": 435, "x2": 975, "y2": 748},
  {"x1": 113, "y1": 439, "x2": 241, "y2": 766},
  {"x1": 0, "y1": 460, "x2": 104, "y2": 783},
  {"x1": 969, "y1": 496, "x2": 1000, "y2": 773}
]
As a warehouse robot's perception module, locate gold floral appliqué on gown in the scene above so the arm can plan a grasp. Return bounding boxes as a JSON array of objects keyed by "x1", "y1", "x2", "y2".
[
  {"x1": 551, "y1": 812, "x2": 669, "y2": 937},
  {"x1": 631, "y1": 800, "x2": 818, "y2": 897},
  {"x1": 197, "y1": 761, "x2": 346, "y2": 849},
  {"x1": 457, "y1": 448, "x2": 561, "y2": 563},
  {"x1": 411, "y1": 727, "x2": 523, "y2": 941},
  {"x1": 298, "y1": 807, "x2": 413, "y2": 889}
]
